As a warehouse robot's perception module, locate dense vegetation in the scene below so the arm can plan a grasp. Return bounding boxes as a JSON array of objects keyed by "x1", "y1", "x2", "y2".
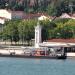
[
  {"x1": 0, "y1": 0, "x2": 75, "y2": 45},
  {"x1": 0, "y1": 19, "x2": 75, "y2": 45},
  {"x1": 2, "y1": 19, "x2": 37, "y2": 45},
  {"x1": 0, "y1": 0, "x2": 75, "y2": 16}
]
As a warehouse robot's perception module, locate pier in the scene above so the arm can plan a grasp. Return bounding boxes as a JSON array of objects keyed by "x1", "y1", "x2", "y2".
[{"x1": 0, "y1": 45, "x2": 66, "y2": 59}]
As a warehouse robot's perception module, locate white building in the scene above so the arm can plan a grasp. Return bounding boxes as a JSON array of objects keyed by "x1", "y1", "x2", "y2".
[
  {"x1": 0, "y1": 9, "x2": 25, "y2": 24},
  {"x1": 0, "y1": 9, "x2": 12, "y2": 24},
  {"x1": 38, "y1": 15, "x2": 51, "y2": 21},
  {"x1": 0, "y1": 17, "x2": 5, "y2": 24},
  {"x1": 0, "y1": 9, "x2": 11, "y2": 20}
]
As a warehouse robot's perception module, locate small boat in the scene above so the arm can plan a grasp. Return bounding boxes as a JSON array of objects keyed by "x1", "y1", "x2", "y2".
[{"x1": 0, "y1": 48, "x2": 66, "y2": 59}]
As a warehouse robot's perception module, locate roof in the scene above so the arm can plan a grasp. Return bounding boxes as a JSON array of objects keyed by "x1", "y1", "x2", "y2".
[
  {"x1": 24, "y1": 13, "x2": 51, "y2": 20},
  {"x1": 40, "y1": 42, "x2": 68, "y2": 47},
  {"x1": 39, "y1": 39, "x2": 75, "y2": 47},
  {"x1": 58, "y1": 13, "x2": 75, "y2": 19},
  {"x1": 0, "y1": 9, "x2": 52, "y2": 20},
  {"x1": 59, "y1": 13, "x2": 71, "y2": 19},
  {"x1": 48, "y1": 39, "x2": 75, "y2": 43},
  {"x1": 71, "y1": 13, "x2": 75, "y2": 17}
]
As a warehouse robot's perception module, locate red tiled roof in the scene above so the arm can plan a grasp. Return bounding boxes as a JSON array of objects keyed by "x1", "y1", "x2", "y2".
[
  {"x1": 71, "y1": 14, "x2": 75, "y2": 17},
  {"x1": 0, "y1": 9, "x2": 52, "y2": 20},
  {"x1": 48, "y1": 39, "x2": 75, "y2": 43},
  {"x1": 59, "y1": 13, "x2": 71, "y2": 19},
  {"x1": 24, "y1": 13, "x2": 51, "y2": 19},
  {"x1": 58, "y1": 13, "x2": 75, "y2": 19}
]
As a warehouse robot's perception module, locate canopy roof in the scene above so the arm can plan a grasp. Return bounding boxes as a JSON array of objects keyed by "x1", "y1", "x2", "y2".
[{"x1": 39, "y1": 42, "x2": 69, "y2": 47}]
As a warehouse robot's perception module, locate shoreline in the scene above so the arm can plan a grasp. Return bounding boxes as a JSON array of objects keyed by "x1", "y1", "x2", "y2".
[
  {"x1": 0, "y1": 54, "x2": 66, "y2": 59},
  {"x1": 0, "y1": 46, "x2": 75, "y2": 59},
  {"x1": 0, "y1": 49, "x2": 66, "y2": 59}
]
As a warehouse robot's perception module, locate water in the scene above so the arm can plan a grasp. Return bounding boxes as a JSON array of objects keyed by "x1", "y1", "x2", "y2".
[{"x1": 0, "y1": 57, "x2": 75, "y2": 75}]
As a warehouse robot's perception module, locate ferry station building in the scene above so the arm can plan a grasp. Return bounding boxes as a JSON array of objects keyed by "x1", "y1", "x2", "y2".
[{"x1": 35, "y1": 21, "x2": 75, "y2": 55}]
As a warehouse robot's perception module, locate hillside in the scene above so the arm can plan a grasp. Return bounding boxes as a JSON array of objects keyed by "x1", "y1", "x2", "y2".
[{"x1": 0, "y1": 0, "x2": 75, "y2": 16}]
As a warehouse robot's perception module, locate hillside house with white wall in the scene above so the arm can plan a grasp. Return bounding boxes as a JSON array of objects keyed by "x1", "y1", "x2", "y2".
[
  {"x1": 0, "y1": 9, "x2": 11, "y2": 24},
  {"x1": 0, "y1": 9, "x2": 11, "y2": 20}
]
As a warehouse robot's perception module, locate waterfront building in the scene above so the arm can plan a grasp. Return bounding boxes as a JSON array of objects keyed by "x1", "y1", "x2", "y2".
[{"x1": 34, "y1": 20, "x2": 75, "y2": 57}]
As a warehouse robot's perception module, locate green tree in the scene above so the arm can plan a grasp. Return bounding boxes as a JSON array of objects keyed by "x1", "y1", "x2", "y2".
[
  {"x1": 40, "y1": 20, "x2": 57, "y2": 41},
  {"x1": 3, "y1": 20, "x2": 20, "y2": 44},
  {"x1": 18, "y1": 19, "x2": 37, "y2": 45},
  {"x1": 60, "y1": 25, "x2": 73, "y2": 39},
  {"x1": 54, "y1": 19, "x2": 74, "y2": 39},
  {"x1": 47, "y1": 4, "x2": 57, "y2": 16},
  {"x1": 64, "y1": 19, "x2": 75, "y2": 38}
]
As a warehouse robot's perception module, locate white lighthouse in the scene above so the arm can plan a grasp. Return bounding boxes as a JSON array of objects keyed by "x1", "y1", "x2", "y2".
[{"x1": 35, "y1": 22, "x2": 42, "y2": 48}]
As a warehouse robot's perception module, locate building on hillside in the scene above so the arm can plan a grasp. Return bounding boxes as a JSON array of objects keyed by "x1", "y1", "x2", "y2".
[
  {"x1": 0, "y1": 9, "x2": 26, "y2": 20},
  {"x1": 72, "y1": 13, "x2": 75, "y2": 17},
  {"x1": 0, "y1": 9, "x2": 52, "y2": 21},
  {"x1": 59, "y1": 13, "x2": 75, "y2": 19},
  {"x1": 0, "y1": 17, "x2": 5, "y2": 24},
  {"x1": 24, "y1": 13, "x2": 51, "y2": 20},
  {"x1": 11, "y1": 11, "x2": 49, "y2": 20},
  {"x1": 11, "y1": 11, "x2": 25, "y2": 19},
  {"x1": 59, "y1": 13, "x2": 71, "y2": 19},
  {"x1": 71, "y1": 13, "x2": 75, "y2": 19},
  {"x1": 38, "y1": 15, "x2": 51, "y2": 21},
  {"x1": 0, "y1": 9, "x2": 11, "y2": 20},
  {"x1": 0, "y1": 9, "x2": 12, "y2": 24}
]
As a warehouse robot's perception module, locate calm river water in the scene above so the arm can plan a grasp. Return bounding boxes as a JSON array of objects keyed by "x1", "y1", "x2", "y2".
[{"x1": 0, "y1": 57, "x2": 75, "y2": 75}]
